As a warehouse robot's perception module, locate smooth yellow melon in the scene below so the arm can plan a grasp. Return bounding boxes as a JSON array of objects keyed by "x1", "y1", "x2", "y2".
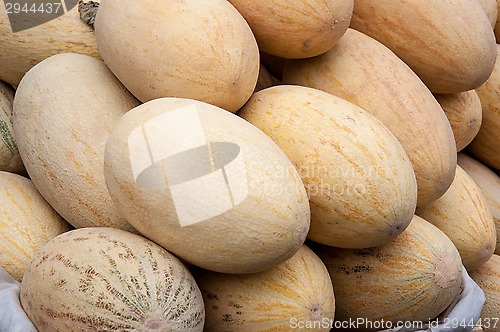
[
  {"x1": 197, "y1": 245, "x2": 335, "y2": 331},
  {"x1": 315, "y1": 215, "x2": 463, "y2": 325},
  {"x1": 458, "y1": 153, "x2": 500, "y2": 255},
  {"x1": 0, "y1": 171, "x2": 70, "y2": 281},
  {"x1": 239, "y1": 85, "x2": 417, "y2": 249},
  {"x1": 283, "y1": 28, "x2": 457, "y2": 207},
  {"x1": 417, "y1": 165, "x2": 496, "y2": 271},
  {"x1": 435, "y1": 90, "x2": 482, "y2": 152}
]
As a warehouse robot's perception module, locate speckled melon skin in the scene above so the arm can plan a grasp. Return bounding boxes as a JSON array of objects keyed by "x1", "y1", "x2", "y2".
[
  {"x1": 0, "y1": 81, "x2": 24, "y2": 174},
  {"x1": 239, "y1": 85, "x2": 417, "y2": 249},
  {"x1": 417, "y1": 166, "x2": 496, "y2": 271},
  {"x1": 470, "y1": 254, "x2": 500, "y2": 332},
  {"x1": 0, "y1": 1, "x2": 100, "y2": 87},
  {"x1": 458, "y1": 153, "x2": 500, "y2": 255},
  {"x1": 0, "y1": 171, "x2": 70, "y2": 282},
  {"x1": 104, "y1": 97, "x2": 310, "y2": 274},
  {"x1": 349, "y1": 0, "x2": 496, "y2": 94},
  {"x1": 282, "y1": 29, "x2": 457, "y2": 207},
  {"x1": 314, "y1": 215, "x2": 463, "y2": 325},
  {"x1": 20, "y1": 227, "x2": 205, "y2": 332},
  {"x1": 435, "y1": 90, "x2": 482, "y2": 152},
  {"x1": 197, "y1": 245, "x2": 335, "y2": 332},
  {"x1": 13, "y1": 53, "x2": 140, "y2": 231}
]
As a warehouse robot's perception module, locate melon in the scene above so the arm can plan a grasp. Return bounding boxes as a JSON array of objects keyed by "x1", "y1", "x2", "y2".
[
  {"x1": 238, "y1": 85, "x2": 417, "y2": 249},
  {"x1": 13, "y1": 53, "x2": 140, "y2": 231},
  {"x1": 94, "y1": 0, "x2": 259, "y2": 112},
  {"x1": 468, "y1": 45, "x2": 500, "y2": 170},
  {"x1": 349, "y1": 0, "x2": 496, "y2": 93},
  {"x1": 197, "y1": 245, "x2": 335, "y2": 331},
  {"x1": 0, "y1": 0, "x2": 100, "y2": 87},
  {"x1": 469, "y1": 254, "x2": 500, "y2": 332},
  {"x1": 0, "y1": 171, "x2": 70, "y2": 281},
  {"x1": 417, "y1": 165, "x2": 496, "y2": 271},
  {"x1": 283, "y1": 28, "x2": 456, "y2": 207},
  {"x1": 477, "y1": 0, "x2": 499, "y2": 28},
  {"x1": 227, "y1": 0, "x2": 353, "y2": 59},
  {"x1": 458, "y1": 153, "x2": 500, "y2": 255},
  {"x1": 0, "y1": 81, "x2": 24, "y2": 174},
  {"x1": 104, "y1": 97, "x2": 310, "y2": 274},
  {"x1": 20, "y1": 227, "x2": 205, "y2": 331},
  {"x1": 435, "y1": 90, "x2": 482, "y2": 152},
  {"x1": 314, "y1": 215, "x2": 463, "y2": 325}
]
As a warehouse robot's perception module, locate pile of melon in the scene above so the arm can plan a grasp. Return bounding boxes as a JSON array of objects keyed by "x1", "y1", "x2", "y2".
[{"x1": 0, "y1": 0, "x2": 499, "y2": 330}]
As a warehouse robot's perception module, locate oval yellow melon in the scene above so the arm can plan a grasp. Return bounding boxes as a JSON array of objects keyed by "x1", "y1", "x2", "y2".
[
  {"x1": 197, "y1": 245, "x2": 335, "y2": 331},
  {"x1": 20, "y1": 227, "x2": 205, "y2": 331},
  {"x1": 468, "y1": 45, "x2": 500, "y2": 170},
  {"x1": 469, "y1": 254, "x2": 500, "y2": 332},
  {"x1": 238, "y1": 85, "x2": 417, "y2": 249},
  {"x1": 0, "y1": 0, "x2": 100, "y2": 87},
  {"x1": 435, "y1": 90, "x2": 482, "y2": 152},
  {"x1": 349, "y1": 0, "x2": 496, "y2": 93},
  {"x1": 283, "y1": 29, "x2": 456, "y2": 207},
  {"x1": 417, "y1": 165, "x2": 496, "y2": 271},
  {"x1": 227, "y1": 0, "x2": 353, "y2": 59},
  {"x1": 0, "y1": 171, "x2": 70, "y2": 282},
  {"x1": 458, "y1": 153, "x2": 500, "y2": 255},
  {"x1": 94, "y1": 0, "x2": 259, "y2": 112},
  {"x1": 13, "y1": 53, "x2": 140, "y2": 231},
  {"x1": 104, "y1": 97, "x2": 310, "y2": 274},
  {"x1": 477, "y1": 0, "x2": 499, "y2": 28},
  {"x1": 314, "y1": 215, "x2": 463, "y2": 325},
  {"x1": 0, "y1": 81, "x2": 24, "y2": 174}
]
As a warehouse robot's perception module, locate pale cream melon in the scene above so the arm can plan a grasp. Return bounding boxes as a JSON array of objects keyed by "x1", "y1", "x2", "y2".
[
  {"x1": 477, "y1": 0, "x2": 499, "y2": 28},
  {"x1": 104, "y1": 97, "x2": 310, "y2": 274},
  {"x1": 94, "y1": 0, "x2": 259, "y2": 112},
  {"x1": 13, "y1": 53, "x2": 140, "y2": 231}
]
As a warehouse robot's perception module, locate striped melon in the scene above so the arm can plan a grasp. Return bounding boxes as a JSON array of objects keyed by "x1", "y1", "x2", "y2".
[
  {"x1": 0, "y1": 171, "x2": 70, "y2": 281},
  {"x1": 197, "y1": 245, "x2": 335, "y2": 331},
  {"x1": 0, "y1": 0, "x2": 100, "y2": 87},
  {"x1": 13, "y1": 53, "x2": 140, "y2": 231},
  {"x1": 435, "y1": 90, "x2": 482, "y2": 152},
  {"x1": 469, "y1": 254, "x2": 500, "y2": 332},
  {"x1": 0, "y1": 81, "x2": 24, "y2": 174},
  {"x1": 283, "y1": 28, "x2": 457, "y2": 207},
  {"x1": 458, "y1": 153, "x2": 500, "y2": 255},
  {"x1": 20, "y1": 227, "x2": 205, "y2": 331},
  {"x1": 417, "y1": 165, "x2": 496, "y2": 271},
  {"x1": 314, "y1": 215, "x2": 463, "y2": 325},
  {"x1": 468, "y1": 45, "x2": 500, "y2": 170},
  {"x1": 239, "y1": 85, "x2": 417, "y2": 249}
]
